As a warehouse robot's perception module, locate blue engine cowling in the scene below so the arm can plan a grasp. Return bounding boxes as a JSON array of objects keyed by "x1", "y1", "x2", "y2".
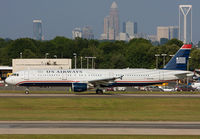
[{"x1": 72, "y1": 83, "x2": 88, "y2": 92}]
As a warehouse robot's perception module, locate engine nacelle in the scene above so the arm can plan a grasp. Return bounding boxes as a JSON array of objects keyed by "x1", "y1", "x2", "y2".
[{"x1": 72, "y1": 83, "x2": 88, "y2": 92}]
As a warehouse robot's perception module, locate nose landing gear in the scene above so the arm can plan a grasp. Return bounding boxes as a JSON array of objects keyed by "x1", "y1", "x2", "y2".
[{"x1": 25, "y1": 88, "x2": 30, "y2": 94}]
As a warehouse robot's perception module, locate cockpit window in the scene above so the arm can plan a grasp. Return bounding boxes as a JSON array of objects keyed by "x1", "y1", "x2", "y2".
[{"x1": 11, "y1": 73, "x2": 19, "y2": 76}]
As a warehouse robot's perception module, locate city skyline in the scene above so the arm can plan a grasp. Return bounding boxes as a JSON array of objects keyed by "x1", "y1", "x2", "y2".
[{"x1": 0, "y1": 0, "x2": 199, "y2": 43}]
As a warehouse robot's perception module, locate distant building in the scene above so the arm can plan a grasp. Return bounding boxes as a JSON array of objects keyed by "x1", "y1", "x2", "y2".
[
  {"x1": 119, "y1": 32, "x2": 128, "y2": 41},
  {"x1": 157, "y1": 26, "x2": 179, "y2": 42},
  {"x1": 133, "y1": 33, "x2": 148, "y2": 40},
  {"x1": 104, "y1": 16, "x2": 110, "y2": 39},
  {"x1": 157, "y1": 26, "x2": 169, "y2": 42},
  {"x1": 123, "y1": 21, "x2": 134, "y2": 37},
  {"x1": 148, "y1": 35, "x2": 157, "y2": 42},
  {"x1": 134, "y1": 22, "x2": 138, "y2": 34},
  {"x1": 169, "y1": 26, "x2": 179, "y2": 40},
  {"x1": 100, "y1": 33, "x2": 107, "y2": 40},
  {"x1": 12, "y1": 59, "x2": 71, "y2": 73},
  {"x1": 72, "y1": 27, "x2": 94, "y2": 40},
  {"x1": 198, "y1": 41, "x2": 200, "y2": 48},
  {"x1": 103, "y1": 1, "x2": 119, "y2": 40},
  {"x1": 160, "y1": 38, "x2": 169, "y2": 45},
  {"x1": 82, "y1": 26, "x2": 94, "y2": 40},
  {"x1": 72, "y1": 28, "x2": 82, "y2": 39},
  {"x1": 33, "y1": 20, "x2": 43, "y2": 40}
]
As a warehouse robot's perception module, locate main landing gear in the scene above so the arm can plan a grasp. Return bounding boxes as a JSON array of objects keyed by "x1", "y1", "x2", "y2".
[{"x1": 96, "y1": 89, "x2": 103, "y2": 94}]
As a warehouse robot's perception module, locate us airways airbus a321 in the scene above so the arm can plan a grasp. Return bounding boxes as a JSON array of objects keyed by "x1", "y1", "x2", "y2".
[{"x1": 5, "y1": 44, "x2": 193, "y2": 94}]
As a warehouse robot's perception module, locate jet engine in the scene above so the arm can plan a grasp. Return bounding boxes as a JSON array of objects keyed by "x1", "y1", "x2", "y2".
[{"x1": 72, "y1": 83, "x2": 88, "y2": 92}]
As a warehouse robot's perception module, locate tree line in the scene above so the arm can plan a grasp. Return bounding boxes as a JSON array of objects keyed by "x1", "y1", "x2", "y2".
[{"x1": 0, "y1": 37, "x2": 200, "y2": 70}]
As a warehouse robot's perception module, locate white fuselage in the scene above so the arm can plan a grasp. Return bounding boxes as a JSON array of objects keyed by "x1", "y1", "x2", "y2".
[{"x1": 5, "y1": 69, "x2": 192, "y2": 87}]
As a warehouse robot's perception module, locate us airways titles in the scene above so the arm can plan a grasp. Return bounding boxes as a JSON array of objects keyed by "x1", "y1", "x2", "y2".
[{"x1": 46, "y1": 70, "x2": 83, "y2": 74}]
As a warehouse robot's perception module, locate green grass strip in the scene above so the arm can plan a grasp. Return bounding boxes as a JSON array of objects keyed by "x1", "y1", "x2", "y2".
[{"x1": 0, "y1": 97, "x2": 200, "y2": 121}]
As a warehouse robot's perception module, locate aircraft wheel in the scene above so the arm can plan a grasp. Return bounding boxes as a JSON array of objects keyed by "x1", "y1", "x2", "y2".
[
  {"x1": 25, "y1": 89, "x2": 30, "y2": 94},
  {"x1": 96, "y1": 89, "x2": 103, "y2": 94}
]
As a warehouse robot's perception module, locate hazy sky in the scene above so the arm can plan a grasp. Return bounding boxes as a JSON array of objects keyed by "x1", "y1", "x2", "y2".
[{"x1": 0, "y1": 0, "x2": 199, "y2": 42}]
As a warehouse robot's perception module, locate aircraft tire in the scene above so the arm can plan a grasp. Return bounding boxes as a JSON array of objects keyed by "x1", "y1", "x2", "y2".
[
  {"x1": 96, "y1": 89, "x2": 103, "y2": 94},
  {"x1": 25, "y1": 89, "x2": 30, "y2": 94}
]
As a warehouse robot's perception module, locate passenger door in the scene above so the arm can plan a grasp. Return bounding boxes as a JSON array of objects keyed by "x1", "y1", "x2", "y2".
[
  {"x1": 24, "y1": 71, "x2": 29, "y2": 80},
  {"x1": 62, "y1": 73, "x2": 67, "y2": 80}
]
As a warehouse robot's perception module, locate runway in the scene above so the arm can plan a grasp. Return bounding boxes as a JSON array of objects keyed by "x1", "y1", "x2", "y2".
[
  {"x1": 0, "y1": 93, "x2": 200, "y2": 98},
  {"x1": 1, "y1": 121, "x2": 200, "y2": 135}
]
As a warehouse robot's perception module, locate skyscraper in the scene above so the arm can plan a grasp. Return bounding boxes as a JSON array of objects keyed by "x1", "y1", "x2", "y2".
[
  {"x1": 157, "y1": 26, "x2": 169, "y2": 42},
  {"x1": 123, "y1": 21, "x2": 134, "y2": 37},
  {"x1": 179, "y1": 5, "x2": 192, "y2": 43},
  {"x1": 33, "y1": 20, "x2": 43, "y2": 40},
  {"x1": 82, "y1": 26, "x2": 94, "y2": 40},
  {"x1": 103, "y1": 1, "x2": 119, "y2": 40},
  {"x1": 72, "y1": 28, "x2": 82, "y2": 39},
  {"x1": 169, "y1": 26, "x2": 179, "y2": 40},
  {"x1": 134, "y1": 22, "x2": 138, "y2": 34},
  {"x1": 157, "y1": 26, "x2": 179, "y2": 43}
]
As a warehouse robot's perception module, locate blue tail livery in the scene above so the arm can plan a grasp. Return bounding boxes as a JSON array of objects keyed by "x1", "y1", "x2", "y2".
[{"x1": 164, "y1": 44, "x2": 192, "y2": 70}]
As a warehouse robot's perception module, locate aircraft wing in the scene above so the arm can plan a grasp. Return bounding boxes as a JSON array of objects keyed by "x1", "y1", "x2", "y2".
[
  {"x1": 175, "y1": 72, "x2": 193, "y2": 79},
  {"x1": 87, "y1": 75, "x2": 123, "y2": 87}
]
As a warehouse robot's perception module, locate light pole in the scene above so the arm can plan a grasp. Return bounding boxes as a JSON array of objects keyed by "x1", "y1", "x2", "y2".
[
  {"x1": 169, "y1": 55, "x2": 174, "y2": 59},
  {"x1": 155, "y1": 54, "x2": 160, "y2": 69},
  {"x1": 91, "y1": 57, "x2": 96, "y2": 69},
  {"x1": 20, "y1": 52, "x2": 23, "y2": 59},
  {"x1": 85, "y1": 57, "x2": 90, "y2": 69},
  {"x1": 187, "y1": 57, "x2": 191, "y2": 85},
  {"x1": 85, "y1": 57, "x2": 96, "y2": 69},
  {"x1": 73, "y1": 53, "x2": 77, "y2": 69},
  {"x1": 45, "y1": 53, "x2": 49, "y2": 59},
  {"x1": 161, "y1": 54, "x2": 167, "y2": 68},
  {"x1": 80, "y1": 56, "x2": 83, "y2": 69}
]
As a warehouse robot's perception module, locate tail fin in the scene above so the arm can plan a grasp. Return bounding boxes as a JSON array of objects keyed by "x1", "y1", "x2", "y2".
[{"x1": 164, "y1": 44, "x2": 192, "y2": 70}]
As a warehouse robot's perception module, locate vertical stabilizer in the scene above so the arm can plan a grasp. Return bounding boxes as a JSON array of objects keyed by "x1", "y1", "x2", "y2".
[{"x1": 164, "y1": 44, "x2": 192, "y2": 70}]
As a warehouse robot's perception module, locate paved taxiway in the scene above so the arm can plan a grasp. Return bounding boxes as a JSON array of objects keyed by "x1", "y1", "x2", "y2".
[
  {"x1": 1, "y1": 93, "x2": 200, "y2": 98},
  {"x1": 0, "y1": 121, "x2": 200, "y2": 135}
]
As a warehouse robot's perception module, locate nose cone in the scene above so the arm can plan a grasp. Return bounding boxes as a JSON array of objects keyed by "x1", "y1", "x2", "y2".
[{"x1": 5, "y1": 77, "x2": 13, "y2": 85}]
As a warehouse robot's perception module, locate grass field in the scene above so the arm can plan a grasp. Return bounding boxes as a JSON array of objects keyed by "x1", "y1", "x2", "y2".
[
  {"x1": 0, "y1": 135, "x2": 199, "y2": 139},
  {"x1": 0, "y1": 97, "x2": 200, "y2": 121}
]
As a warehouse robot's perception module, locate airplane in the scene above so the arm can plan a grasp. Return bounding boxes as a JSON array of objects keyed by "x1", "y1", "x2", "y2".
[{"x1": 5, "y1": 44, "x2": 193, "y2": 94}]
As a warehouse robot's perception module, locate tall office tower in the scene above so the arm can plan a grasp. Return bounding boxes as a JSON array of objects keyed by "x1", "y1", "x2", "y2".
[
  {"x1": 103, "y1": 1, "x2": 119, "y2": 40},
  {"x1": 179, "y1": 5, "x2": 192, "y2": 43},
  {"x1": 169, "y1": 26, "x2": 179, "y2": 40},
  {"x1": 109, "y1": 1, "x2": 119, "y2": 39},
  {"x1": 134, "y1": 22, "x2": 138, "y2": 34},
  {"x1": 157, "y1": 26, "x2": 169, "y2": 42},
  {"x1": 104, "y1": 16, "x2": 110, "y2": 39},
  {"x1": 123, "y1": 21, "x2": 134, "y2": 37},
  {"x1": 72, "y1": 28, "x2": 82, "y2": 39},
  {"x1": 33, "y1": 20, "x2": 43, "y2": 40},
  {"x1": 82, "y1": 26, "x2": 94, "y2": 40},
  {"x1": 157, "y1": 26, "x2": 179, "y2": 42}
]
